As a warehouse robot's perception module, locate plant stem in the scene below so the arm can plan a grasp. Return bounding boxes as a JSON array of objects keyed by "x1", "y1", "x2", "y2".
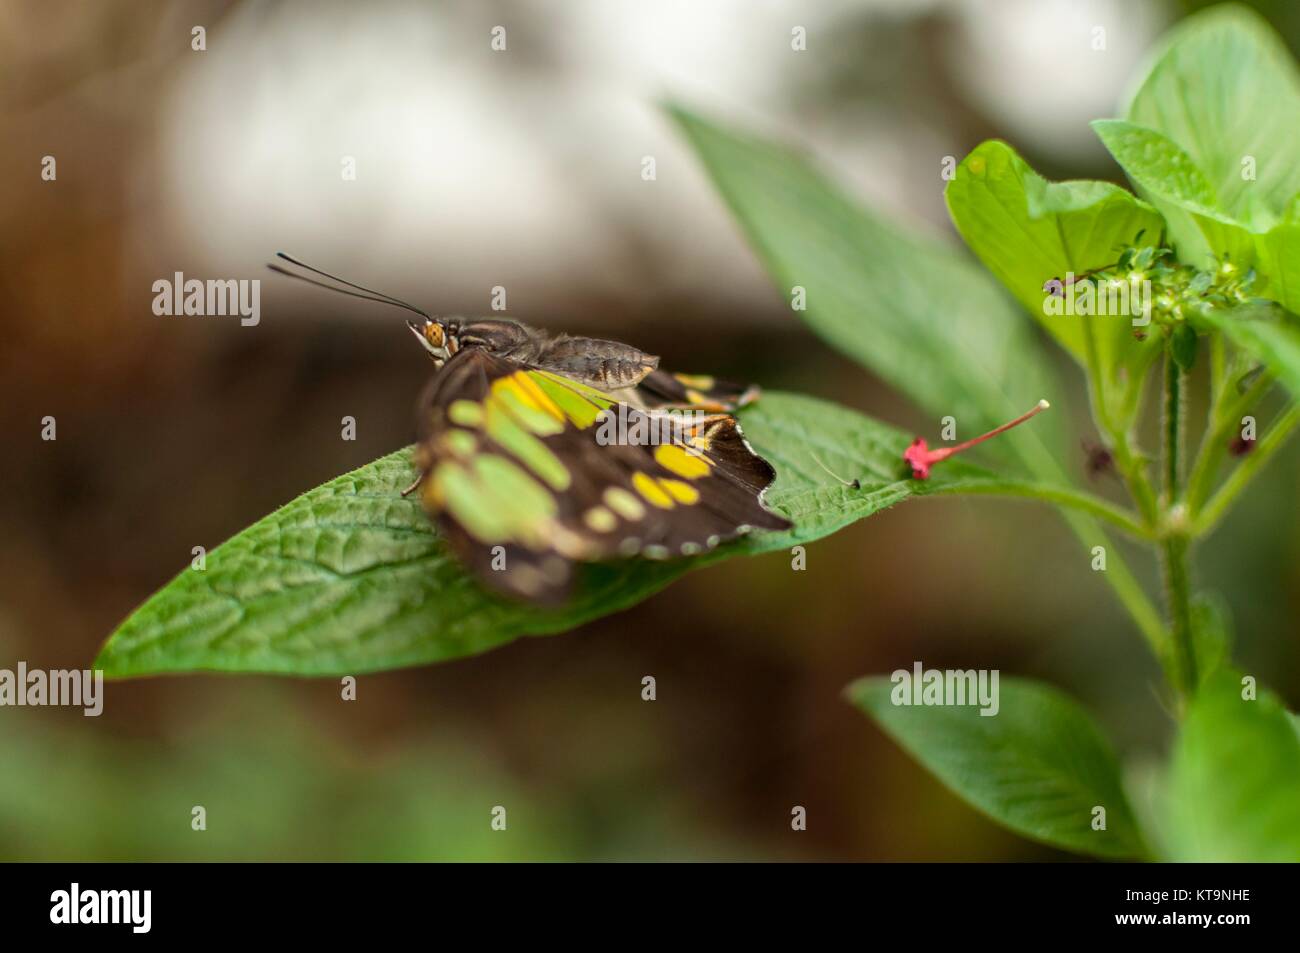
[
  {"x1": 1112, "y1": 438, "x2": 1160, "y2": 528},
  {"x1": 1209, "y1": 334, "x2": 1225, "y2": 402},
  {"x1": 1159, "y1": 351, "x2": 1196, "y2": 703},
  {"x1": 1194, "y1": 404, "x2": 1300, "y2": 536},
  {"x1": 1070, "y1": 320, "x2": 1166, "y2": 654},
  {"x1": 1081, "y1": 323, "x2": 1160, "y2": 527},
  {"x1": 1160, "y1": 533, "x2": 1197, "y2": 698},
  {"x1": 929, "y1": 480, "x2": 1153, "y2": 540},
  {"x1": 1163, "y1": 354, "x2": 1184, "y2": 503}
]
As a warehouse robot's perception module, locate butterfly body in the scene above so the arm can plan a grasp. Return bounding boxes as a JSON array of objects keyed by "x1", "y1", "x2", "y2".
[{"x1": 409, "y1": 317, "x2": 660, "y2": 391}]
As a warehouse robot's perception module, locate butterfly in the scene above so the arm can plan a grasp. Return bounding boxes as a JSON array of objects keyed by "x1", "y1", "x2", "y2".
[{"x1": 270, "y1": 254, "x2": 792, "y2": 603}]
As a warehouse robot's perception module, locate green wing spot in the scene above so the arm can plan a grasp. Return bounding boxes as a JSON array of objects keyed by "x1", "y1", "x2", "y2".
[
  {"x1": 444, "y1": 430, "x2": 478, "y2": 458},
  {"x1": 448, "y1": 399, "x2": 485, "y2": 426},
  {"x1": 433, "y1": 462, "x2": 514, "y2": 542},
  {"x1": 485, "y1": 405, "x2": 572, "y2": 491},
  {"x1": 470, "y1": 455, "x2": 558, "y2": 548},
  {"x1": 493, "y1": 386, "x2": 566, "y2": 436},
  {"x1": 532, "y1": 372, "x2": 612, "y2": 428}
]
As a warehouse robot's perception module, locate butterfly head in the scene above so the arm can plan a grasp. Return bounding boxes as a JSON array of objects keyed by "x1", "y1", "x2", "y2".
[{"x1": 407, "y1": 318, "x2": 461, "y2": 366}]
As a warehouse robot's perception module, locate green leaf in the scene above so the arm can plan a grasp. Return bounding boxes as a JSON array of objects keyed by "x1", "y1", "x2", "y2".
[
  {"x1": 1254, "y1": 222, "x2": 1300, "y2": 315},
  {"x1": 944, "y1": 140, "x2": 1164, "y2": 417},
  {"x1": 1195, "y1": 305, "x2": 1300, "y2": 401},
  {"x1": 668, "y1": 107, "x2": 1062, "y2": 470},
  {"x1": 848, "y1": 675, "x2": 1146, "y2": 858},
  {"x1": 96, "y1": 392, "x2": 1064, "y2": 678},
  {"x1": 1165, "y1": 669, "x2": 1300, "y2": 861},
  {"x1": 1091, "y1": 119, "x2": 1257, "y2": 270},
  {"x1": 1092, "y1": 119, "x2": 1220, "y2": 215},
  {"x1": 1126, "y1": 4, "x2": 1300, "y2": 232}
]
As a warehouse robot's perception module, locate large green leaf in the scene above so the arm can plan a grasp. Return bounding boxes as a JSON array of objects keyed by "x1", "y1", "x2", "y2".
[
  {"x1": 671, "y1": 107, "x2": 1165, "y2": 650},
  {"x1": 1091, "y1": 120, "x2": 1220, "y2": 216},
  {"x1": 849, "y1": 675, "x2": 1146, "y2": 858},
  {"x1": 1091, "y1": 119, "x2": 1257, "y2": 269},
  {"x1": 1165, "y1": 669, "x2": 1300, "y2": 861},
  {"x1": 96, "y1": 393, "x2": 1067, "y2": 678},
  {"x1": 1126, "y1": 4, "x2": 1300, "y2": 232},
  {"x1": 944, "y1": 139, "x2": 1164, "y2": 409},
  {"x1": 669, "y1": 107, "x2": 1061, "y2": 470},
  {"x1": 1254, "y1": 222, "x2": 1300, "y2": 316}
]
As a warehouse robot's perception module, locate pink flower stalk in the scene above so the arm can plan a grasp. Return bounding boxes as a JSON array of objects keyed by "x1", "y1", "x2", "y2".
[{"x1": 904, "y1": 400, "x2": 1052, "y2": 479}]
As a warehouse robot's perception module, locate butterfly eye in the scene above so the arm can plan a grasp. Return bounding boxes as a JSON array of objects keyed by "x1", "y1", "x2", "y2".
[{"x1": 425, "y1": 322, "x2": 445, "y2": 349}]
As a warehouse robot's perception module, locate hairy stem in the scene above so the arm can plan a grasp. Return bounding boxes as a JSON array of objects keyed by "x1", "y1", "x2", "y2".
[
  {"x1": 1160, "y1": 352, "x2": 1196, "y2": 703},
  {"x1": 1163, "y1": 354, "x2": 1184, "y2": 503},
  {"x1": 1160, "y1": 533, "x2": 1197, "y2": 699}
]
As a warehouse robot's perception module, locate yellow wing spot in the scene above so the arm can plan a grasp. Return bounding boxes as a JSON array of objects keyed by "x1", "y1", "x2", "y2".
[
  {"x1": 633, "y1": 471, "x2": 674, "y2": 509},
  {"x1": 421, "y1": 477, "x2": 444, "y2": 508},
  {"x1": 512, "y1": 371, "x2": 566, "y2": 415},
  {"x1": 659, "y1": 478, "x2": 699, "y2": 505},
  {"x1": 654, "y1": 444, "x2": 711, "y2": 479},
  {"x1": 493, "y1": 373, "x2": 564, "y2": 420},
  {"x1": 604, "y1": 487, "x2": 646, "y2": 520},
  {"x1": 674, "y1": 373, "x2": 715, "y2": 390},
  {"x1": 583, "y1": 506, "x2": 618, "y2": 533}
]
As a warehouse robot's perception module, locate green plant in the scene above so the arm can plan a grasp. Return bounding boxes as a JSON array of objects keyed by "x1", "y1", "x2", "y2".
[{"x1": 99, "y1": 3, "x2": 1299, "y2": 861}]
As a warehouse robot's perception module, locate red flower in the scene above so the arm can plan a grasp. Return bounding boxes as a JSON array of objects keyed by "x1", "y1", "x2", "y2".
[{"x1": 905, "y1": 400, "x2": 1051, "y2": 479}]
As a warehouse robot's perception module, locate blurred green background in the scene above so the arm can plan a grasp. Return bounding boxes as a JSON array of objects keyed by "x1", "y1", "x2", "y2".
[{"x1": 1, "y1": 0, "x2": 1296, "y2": 861}]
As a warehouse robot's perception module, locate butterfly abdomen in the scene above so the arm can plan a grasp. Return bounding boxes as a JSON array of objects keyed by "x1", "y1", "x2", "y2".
[{"x1": 534, "y1": 335, "x2": 659, "y2": 390}]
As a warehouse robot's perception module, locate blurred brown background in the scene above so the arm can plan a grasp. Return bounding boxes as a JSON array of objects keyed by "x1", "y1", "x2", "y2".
[{"x1": 1, "y1": 0, "x2": 1296, "y2": 860}]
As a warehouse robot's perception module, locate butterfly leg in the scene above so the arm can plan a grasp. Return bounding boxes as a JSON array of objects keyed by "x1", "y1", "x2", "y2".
[{"x1": 400, "y1": 474, "x2": 424, "y2": 497}]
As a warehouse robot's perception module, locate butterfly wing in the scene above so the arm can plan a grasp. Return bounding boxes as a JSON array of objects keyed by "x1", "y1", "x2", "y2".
[
  {"x1": 634, "y1": 369, "x2": 761, "y2": 412},
  {"x1": 414, "y1": 350, "x2": 790, "y2": 603}
]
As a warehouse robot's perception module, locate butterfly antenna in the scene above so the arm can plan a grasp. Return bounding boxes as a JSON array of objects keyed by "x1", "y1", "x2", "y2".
[
  {"x1": 270, "y1": 252, "x2": 432, "y2": 320},
  {"x1": 266, "y1": 265, "x2": 431, "y2": 318}
]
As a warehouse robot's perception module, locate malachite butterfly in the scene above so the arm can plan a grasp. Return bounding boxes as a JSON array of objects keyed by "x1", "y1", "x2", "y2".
[{"x1": 271, "y1": 254, "x2": 791, "y2": 603}]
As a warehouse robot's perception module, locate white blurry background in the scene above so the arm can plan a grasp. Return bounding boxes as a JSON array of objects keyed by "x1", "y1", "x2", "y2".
[{"x1": 137, "y1": 0, "x2": 1170, "y2": 324}]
